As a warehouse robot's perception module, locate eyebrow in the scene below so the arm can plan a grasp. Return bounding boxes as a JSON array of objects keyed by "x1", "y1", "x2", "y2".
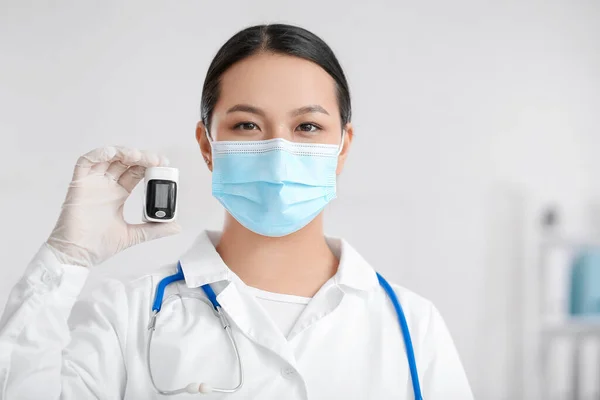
[
  {"x1": 226, "y1": 104, "x2": 266, "y2": 117},
  {"x1": 290, "y1": 105, "x2": 330, "y2": 117},
  {"x1": 226, "y1": 104, "x2": 330, "y2": 117}
]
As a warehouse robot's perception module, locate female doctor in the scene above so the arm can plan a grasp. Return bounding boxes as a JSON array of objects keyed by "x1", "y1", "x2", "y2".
[{"x1": 0, "y1": 24, "x2": 473, "y2": 399}]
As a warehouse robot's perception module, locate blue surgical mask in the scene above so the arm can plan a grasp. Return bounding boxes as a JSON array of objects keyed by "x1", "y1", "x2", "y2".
[{"x1": 209, "y1": 134, "x2": 344, "y2": 237}]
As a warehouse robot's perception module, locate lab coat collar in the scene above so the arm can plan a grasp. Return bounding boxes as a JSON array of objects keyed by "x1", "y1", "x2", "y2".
[
  {"x1": 327, "y1": 237, "x2": 380, "y2": 293},
  {"x1": 178, "y1": 231, "x2": 232, "y2": 288},
  {"x1": 178, "y1": 230, "x2": 380, "y2": 293}
]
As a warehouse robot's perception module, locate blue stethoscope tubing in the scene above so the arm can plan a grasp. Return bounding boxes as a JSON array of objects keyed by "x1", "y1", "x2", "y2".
[
  {"x1": 377, "y1": 272, "x2": 423, "y2": 400},
  {"x1": 150, "y1": 262, "x2": 423, "y2": 399}
]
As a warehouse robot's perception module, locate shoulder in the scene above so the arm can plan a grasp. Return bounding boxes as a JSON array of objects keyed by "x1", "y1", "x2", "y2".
[
  {"x1": 383, "y1": 282, "x2": 440, "y2": 334},
  {"x1": 78, "y1": 263, "x2": 181, "y2": 309},
  {"x1": 375, "y1": 279, "x2": 451, "y2": 344},
  {"x1": 388, "y1": 282, "x2": 436, "y2": 318}
]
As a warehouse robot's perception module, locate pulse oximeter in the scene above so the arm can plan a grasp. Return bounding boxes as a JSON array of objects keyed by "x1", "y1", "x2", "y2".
[{"x1": 143, "y1": 167, "x2": 179, "y2": 223}]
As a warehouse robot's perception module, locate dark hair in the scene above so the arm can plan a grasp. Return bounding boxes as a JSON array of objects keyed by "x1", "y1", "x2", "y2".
[{"x1": 200, "y1": 24, "x2": 351, "y2": 131}]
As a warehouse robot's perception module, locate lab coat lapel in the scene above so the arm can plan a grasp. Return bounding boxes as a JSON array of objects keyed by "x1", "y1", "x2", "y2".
[
  {"x1": 215, "y1": 280, "x2": 298, "y2": 367},
  {"x1": 286, "y1": 279, "x2": 345, "y2": 340}
]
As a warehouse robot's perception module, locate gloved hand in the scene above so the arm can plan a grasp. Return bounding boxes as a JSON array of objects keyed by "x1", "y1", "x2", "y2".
[{"x1": 45, "y1": 146, "x2": 181, "y2": 268}]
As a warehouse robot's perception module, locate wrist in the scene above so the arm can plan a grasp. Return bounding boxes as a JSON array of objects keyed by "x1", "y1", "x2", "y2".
[{"x1": 44, "y1": 240, "x2": 91, "y2": 268}]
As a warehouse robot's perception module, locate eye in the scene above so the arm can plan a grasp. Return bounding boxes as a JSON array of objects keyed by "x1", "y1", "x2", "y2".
[
  {"x1": 233, "y1": 122, "x2": 260, "y2": 131},
  {"x1": 296, "y1": 123, "x2": 321, "y2": 133}
]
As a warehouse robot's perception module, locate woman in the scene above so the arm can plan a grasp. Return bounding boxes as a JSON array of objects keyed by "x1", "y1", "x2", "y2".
[{"x1": 0, "y1": 24, "x2": 473, "y2": 399}]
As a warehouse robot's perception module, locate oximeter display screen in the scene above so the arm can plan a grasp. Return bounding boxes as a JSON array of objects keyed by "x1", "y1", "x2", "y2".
[
  {"x1": 155, "y1": 183, "x2": 169, "y2": 208},
  {"x1": 146, "y1": 179, "x2": 177, "y2": 220}
]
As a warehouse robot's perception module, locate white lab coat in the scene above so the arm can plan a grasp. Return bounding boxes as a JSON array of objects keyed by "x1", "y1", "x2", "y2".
[{"x1": 0, "y1": 231, "x2": 474, "y2": 400}]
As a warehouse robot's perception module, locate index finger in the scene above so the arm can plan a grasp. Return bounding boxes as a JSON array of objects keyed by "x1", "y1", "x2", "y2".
[{"x1": 72, "y1": 146, "x2": 168, "y2": 180}]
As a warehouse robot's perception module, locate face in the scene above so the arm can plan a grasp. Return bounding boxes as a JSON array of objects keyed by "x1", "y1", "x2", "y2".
[{"x1": 196, "y1": 52, "x2": 353, "y2": 175}]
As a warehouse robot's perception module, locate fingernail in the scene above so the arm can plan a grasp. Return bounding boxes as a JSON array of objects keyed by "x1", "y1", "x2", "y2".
[
  {"x1": 128, "y1": 149, "x2": 142, "y2": 163},
  {"x1": 148, "y1": 154, "x2": 160, "y2": 165},
  {"x1": 105, "y1": 146, "x2": 117, "y2": 159}
]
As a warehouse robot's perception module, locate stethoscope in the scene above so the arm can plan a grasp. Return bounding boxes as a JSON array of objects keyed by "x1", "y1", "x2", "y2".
[{"x1": 146, "y1": 262, "x2": 423, "y2": 399}]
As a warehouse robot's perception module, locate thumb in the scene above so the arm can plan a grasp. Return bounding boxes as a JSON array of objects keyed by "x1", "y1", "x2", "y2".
[{"x1": 127, "y1": 221, "x2": 182, "y2": 246}]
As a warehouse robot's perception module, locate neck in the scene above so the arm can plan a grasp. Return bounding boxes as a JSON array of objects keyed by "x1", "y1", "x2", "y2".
[{"x1": 216, "y1": 213, "x2": 338, "y2": 297}]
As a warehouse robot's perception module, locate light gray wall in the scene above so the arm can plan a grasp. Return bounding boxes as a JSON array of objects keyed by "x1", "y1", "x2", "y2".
[{"x1": 1, "y1": 1, "x2": 599, "y2": 398}]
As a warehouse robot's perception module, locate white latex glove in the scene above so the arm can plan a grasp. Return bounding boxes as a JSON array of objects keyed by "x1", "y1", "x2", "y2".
[{"x1": 45, "y1": 146, "x2": 181, "y2": 268}]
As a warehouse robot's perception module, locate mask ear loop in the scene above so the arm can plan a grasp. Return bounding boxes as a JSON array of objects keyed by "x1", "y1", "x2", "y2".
[
  {"x1": 337, "y1": 130, "x2": 346, "y2": 156},
  {"x1": 205, "y1": 128, "x2": 214, "y2": 146},
  {"x1": 203, "y1": 127, "x2": 215, "y2": 167}
]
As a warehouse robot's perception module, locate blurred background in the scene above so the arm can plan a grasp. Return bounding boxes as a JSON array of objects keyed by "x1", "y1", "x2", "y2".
[{"x1": 1, "y1": 0, "x2": 599, "y2": 398}]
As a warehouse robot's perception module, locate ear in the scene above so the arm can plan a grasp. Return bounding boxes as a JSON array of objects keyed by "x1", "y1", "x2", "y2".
[
  {"x1": 195, "y1": 121, "x2": 213, "y2": 172},
  {"x1": 336, "y1": 123, "x2": 354, "y2": 175}
]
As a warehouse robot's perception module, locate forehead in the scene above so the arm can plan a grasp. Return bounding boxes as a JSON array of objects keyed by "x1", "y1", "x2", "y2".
[{"x1": 216, "y1": 52, "x2": 338, "y2": 111}]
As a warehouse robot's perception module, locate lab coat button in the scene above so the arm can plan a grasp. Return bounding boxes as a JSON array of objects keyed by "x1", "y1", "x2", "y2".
[
  {"x1": 281, "y1": 367, "x2": 297, "y2": 379},
  {"x1": 41, "y1": 269, "x2": 61, "y2": 288},
  {"x1": 41, "y1": 270, "x2": 53, "y2": 285}
]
